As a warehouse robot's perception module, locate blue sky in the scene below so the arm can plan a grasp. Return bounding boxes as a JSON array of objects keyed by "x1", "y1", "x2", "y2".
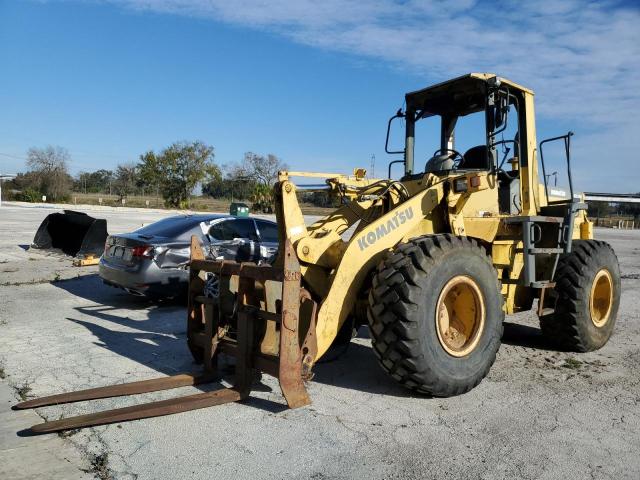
[{"x1": 1, "y1": 0, "x2": 639, "y2": 192}]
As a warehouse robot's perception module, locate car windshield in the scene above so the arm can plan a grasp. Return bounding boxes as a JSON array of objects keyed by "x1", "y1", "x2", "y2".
[{"x1": 135, "y1": 216, "x2": 205, "y2": 238}]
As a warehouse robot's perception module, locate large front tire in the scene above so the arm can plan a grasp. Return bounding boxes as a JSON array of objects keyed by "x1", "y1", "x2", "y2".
[
  {"x1": 367, "y1": 235, "x2": 504, "y2": 397},
  {"x1": 540, "y1": 240, "x2": 620, "y2": 351}
]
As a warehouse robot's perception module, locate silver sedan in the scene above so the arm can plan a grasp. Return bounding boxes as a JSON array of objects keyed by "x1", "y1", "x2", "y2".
[{"x1": 99, "y1": 214, "x2": 278, "y2": 298}]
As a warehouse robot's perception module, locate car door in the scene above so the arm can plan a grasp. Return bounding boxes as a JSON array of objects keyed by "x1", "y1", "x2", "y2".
[
  {"x1": 207, "y1": 218, "x2": 259, "y2": 261},
  {"x1": 254, "y1": 220, "x2": 279, "y2": 260}
]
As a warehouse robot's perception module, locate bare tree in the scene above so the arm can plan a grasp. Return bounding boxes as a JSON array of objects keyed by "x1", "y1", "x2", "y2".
[
  {"x1": 26, "y1": 146, "x2": 72, "y2": 199},
  {"x1": 233, "y1": 152, "x2": 288, "y2": 186}
]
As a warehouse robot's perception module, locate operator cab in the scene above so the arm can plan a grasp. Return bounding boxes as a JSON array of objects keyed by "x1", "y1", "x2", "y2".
[{"x1": 385, "y1": 74, "x2": 526, "y2": 214}]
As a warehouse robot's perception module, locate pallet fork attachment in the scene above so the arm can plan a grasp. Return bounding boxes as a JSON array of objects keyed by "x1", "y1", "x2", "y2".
[{"x1": 13, "y1": 237, "x2": 314, "y2": 434}]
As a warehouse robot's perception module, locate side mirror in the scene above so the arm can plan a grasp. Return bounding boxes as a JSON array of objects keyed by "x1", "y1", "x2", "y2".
[
  {"x1": 495, "y1": 95, "x2": 509, "y2": 128},
  {"x1": 385, "y1": 109, "x2": 405, "y2": 155}
]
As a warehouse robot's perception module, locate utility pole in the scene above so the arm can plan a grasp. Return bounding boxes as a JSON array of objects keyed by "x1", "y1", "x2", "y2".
[{"x1": 370, "y1": 154, "x2": 375, "y2": 178}]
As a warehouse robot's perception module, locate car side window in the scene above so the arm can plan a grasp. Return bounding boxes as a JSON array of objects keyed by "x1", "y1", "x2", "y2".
[
  {"x1": 256, "y1": 221, "x2": 278, "y2": 242},
  {"x1": 210, "y1": 219, "x2": 258, "y2": 241},
  {"x1": 232, "y1": 219, "x2": 259, "y2": 241},
  {"x1": 208, "y1": 221, "x2": 230, "y2": 241}
]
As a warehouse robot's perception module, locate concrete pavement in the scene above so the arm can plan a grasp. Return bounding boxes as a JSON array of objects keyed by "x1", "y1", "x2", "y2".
[{"x1": 1, "y1": 203, "x2": 639, "y2": 479}]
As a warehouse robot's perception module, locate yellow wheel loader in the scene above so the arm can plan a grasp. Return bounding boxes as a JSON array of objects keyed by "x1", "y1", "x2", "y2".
[{"x1": 16, "y1": 73, "x2": 620, "y2": 433}]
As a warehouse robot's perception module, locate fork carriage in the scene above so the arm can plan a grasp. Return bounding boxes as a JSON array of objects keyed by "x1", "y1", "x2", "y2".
[
  {"x1": 187, "y1": 235, "x2": 318, "y2": 408},
  {"x1": 12, "y1": 236, "x2": 317, "y2": 433}
]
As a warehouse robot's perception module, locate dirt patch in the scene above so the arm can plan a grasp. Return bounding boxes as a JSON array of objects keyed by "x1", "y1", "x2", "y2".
[
  {"x1": 622, "y1": 273, "x2": 640, "y2": 279},
  {"x1": 0, "y1": 274, "x2": 82, "y2": 287},
  {"x1": 84, "y1": 452, "x2": 114, "y2": 480}
]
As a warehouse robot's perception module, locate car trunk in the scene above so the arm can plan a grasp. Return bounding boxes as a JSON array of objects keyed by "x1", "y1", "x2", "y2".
[{"x1": 104, "y1": 233, "x2": 164, "y2": 268}]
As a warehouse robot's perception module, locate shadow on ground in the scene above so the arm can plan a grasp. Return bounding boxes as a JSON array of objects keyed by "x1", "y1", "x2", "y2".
[
  {"x1": 50, "y1": 275, "x2": 559, "y2": 405},
  {"x1": 47, "y1": 275, "x2": 287, "y2": 414},
  {"x1": 502, "y1": 322, "x2": 559, "y2": 351}
]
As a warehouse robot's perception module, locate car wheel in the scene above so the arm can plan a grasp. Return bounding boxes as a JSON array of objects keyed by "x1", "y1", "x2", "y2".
[{"x1": 203, "y1": 272, "x2": 220, "y2": 299}]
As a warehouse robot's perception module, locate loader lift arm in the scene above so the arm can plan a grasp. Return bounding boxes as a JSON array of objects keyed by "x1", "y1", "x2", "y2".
[{"x1": 275, "y1": 173, "x2": 445, "y2": 358}]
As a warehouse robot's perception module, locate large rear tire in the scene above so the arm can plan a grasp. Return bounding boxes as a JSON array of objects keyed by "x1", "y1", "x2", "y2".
[
  {"x1": 540, "y1": 240, "x2": 620, "y2": 351},
  {"x1": 367, "y1": 234, "x2": 504, "y2": 397}
]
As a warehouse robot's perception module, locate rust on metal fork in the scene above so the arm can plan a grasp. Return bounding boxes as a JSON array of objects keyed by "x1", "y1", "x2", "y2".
[
  {"x1": 12, "y1": 372, "x2": 217, "y2": 410},
  {"x1": 277, "y1": 243, "x2": 311, "y2": 408},
  {"x1": 30, "y1": 388, "x2": 244, "y2": 434}
]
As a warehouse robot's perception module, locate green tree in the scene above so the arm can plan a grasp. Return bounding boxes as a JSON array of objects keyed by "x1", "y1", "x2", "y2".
[
  {"x1": 202, "y1": 163, "x2": 258, "y2": 201},
  {"x1": 112, "y1": 163, "x2": 138, "y2": 200},
  {"x1": 75, "y1": 169, "x2": 114, "y2": 193},
  {"x1": 139, "y1": 141, "x2": 219, "y2": 208}
]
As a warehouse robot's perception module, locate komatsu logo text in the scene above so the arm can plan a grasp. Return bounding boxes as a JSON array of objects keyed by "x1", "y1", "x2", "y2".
[{"x1": 357, "y1": 207, "x2": 414, "y2": 251}]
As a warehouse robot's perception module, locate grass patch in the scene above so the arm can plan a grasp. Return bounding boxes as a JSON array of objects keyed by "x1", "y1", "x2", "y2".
[
  {"x1": 15, "y1": 381, "x2": 32, "y2": 401},
  {"x1": 0, "y1": 366, "x2": 5, "y2": 379},
  {"x1": 562, "y1": 358, "x2": 583, "y2": 369}
]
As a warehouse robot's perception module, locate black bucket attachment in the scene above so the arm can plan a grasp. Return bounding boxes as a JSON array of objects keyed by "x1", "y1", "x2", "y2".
[{"x1": 31, "y1": 210, "x2": 108, "y2": 257}]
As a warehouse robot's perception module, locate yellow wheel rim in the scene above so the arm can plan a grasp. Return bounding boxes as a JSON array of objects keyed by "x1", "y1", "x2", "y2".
[
  {"x1": 435, "y1": 275, "x2": 485, "y2": 357},
  {"x1": 590, "y1": 269, "x2": 614, "y2": 328}
]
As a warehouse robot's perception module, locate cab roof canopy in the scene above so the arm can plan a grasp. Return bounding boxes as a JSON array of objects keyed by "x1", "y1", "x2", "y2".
[{"x1": 405, "y1": 73, "x2": 533, "y2": 119}]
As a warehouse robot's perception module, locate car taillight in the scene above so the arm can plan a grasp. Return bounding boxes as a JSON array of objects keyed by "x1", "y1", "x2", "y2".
[{"x1": 131, "y1": 245, "x2": 154, "y2": 259}]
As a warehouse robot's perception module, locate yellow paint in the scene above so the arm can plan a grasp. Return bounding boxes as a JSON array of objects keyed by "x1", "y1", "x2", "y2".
[
  {"x1": 314, "y1": 186, "x2": 443, "y2": 358},
  {"x1": 590, "y1": 269, "x2": 614, "y2": 327},
  {"x1": 435, "y1": 275, "x2": 485, "y2": 357},
  {"x1": 580, "y1": 218, "x2": 593, "y2": 239},
  {"x1": 521, "y1": 93, "x2": 539, "y2": 216}
]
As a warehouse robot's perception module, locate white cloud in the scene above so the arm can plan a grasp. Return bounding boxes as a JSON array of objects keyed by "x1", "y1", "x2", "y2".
[{"x1": 85, "y1": 0, "x2": 640, "y2": 189}]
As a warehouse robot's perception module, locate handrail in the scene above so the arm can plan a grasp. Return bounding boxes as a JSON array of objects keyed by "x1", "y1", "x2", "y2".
[
  {"x1": 539, "y1": 131, "x2": 574, "y2": 203},
  {"x1": 385, "y1": 109, "x2": 405, "y2": 155},
  {"x1": 388, "y1": 159, "x2": 406, "y2": 179}
]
